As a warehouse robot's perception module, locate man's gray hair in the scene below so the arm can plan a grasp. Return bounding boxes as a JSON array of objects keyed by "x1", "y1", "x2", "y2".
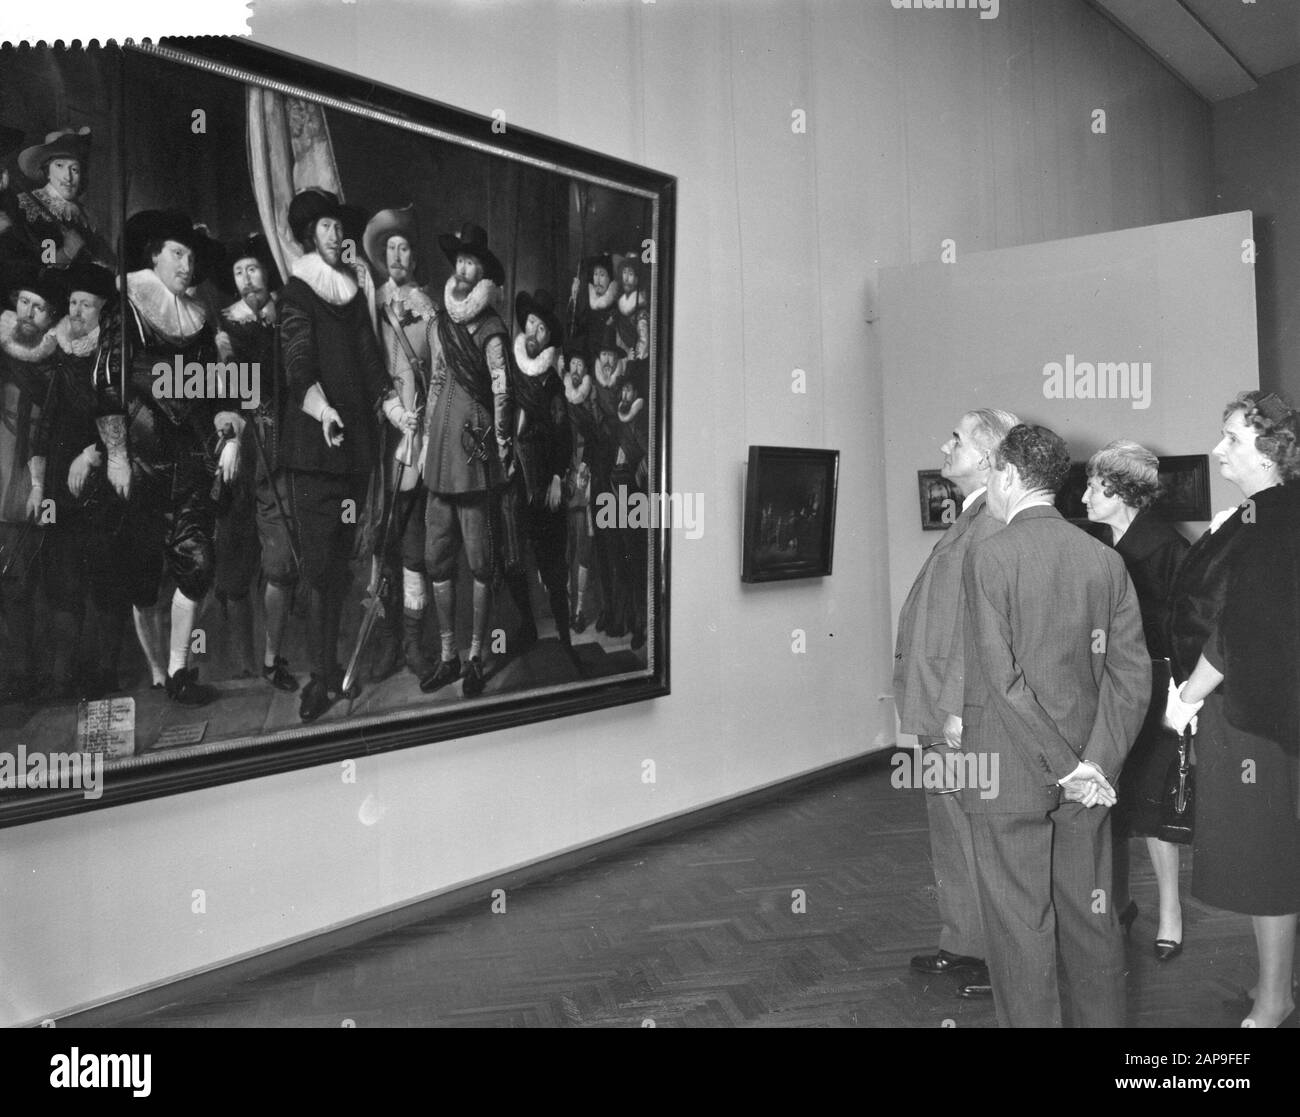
[{"x1": 965, "y1": 408, "x2": 1020, "y2": 455}]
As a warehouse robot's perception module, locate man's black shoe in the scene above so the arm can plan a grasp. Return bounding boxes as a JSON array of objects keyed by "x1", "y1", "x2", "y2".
[
  {"x1": 956, "y1": 973, "x2": 993, "y2": 999},
  {"x1": 419, "y1": 655, "x2": 461, "y2": 694},
  {"x1": 299, "y1": 676, "x2": 332, "y2": 722},
  {"x1": 461, "y1": 655, "x2": 486, "y2": 698},
  {"x1": 910, "y1": 950, "x2": 985, "y2": 975},
  {"x1": 165, "y1": 667, "x2": 217, "y2": 707}
]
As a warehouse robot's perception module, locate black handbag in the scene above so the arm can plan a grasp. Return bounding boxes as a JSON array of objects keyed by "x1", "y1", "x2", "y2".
[{"x1": 1156, "y1": 726, "x2": 1195, "y2": 845}]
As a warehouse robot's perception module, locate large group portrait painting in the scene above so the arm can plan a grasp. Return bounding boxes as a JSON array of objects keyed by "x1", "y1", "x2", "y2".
[{"x1": 0, "y1": 39, "x2": 673, "y2": 820}]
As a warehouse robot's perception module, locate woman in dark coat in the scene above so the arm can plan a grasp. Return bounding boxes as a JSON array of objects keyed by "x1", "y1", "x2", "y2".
[
  {"x1": 1165, "y1": 391, "x2": 1300, "y2": 1028},
  {"x1": 1082, "y1": 439, "x2": 1190, "y2": 960}
]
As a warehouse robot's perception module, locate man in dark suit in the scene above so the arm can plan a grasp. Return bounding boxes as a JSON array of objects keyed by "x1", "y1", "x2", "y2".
[
  {"x1": 960, "y1": 424, "x2": 1150, "y2": 1027},
  {"x1": 895, "y1": 408, "x2": 1019, "y2": 995}
]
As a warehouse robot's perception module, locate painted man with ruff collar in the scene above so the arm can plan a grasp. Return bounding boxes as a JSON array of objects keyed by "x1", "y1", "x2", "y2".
[
  {"x1": 279, "y1": 189, "x2": 396, "y2": 722},
  {"x1": 363, "y1": 205, "x2": 437, "y2": 682},
  {"x1": 574, "y1": 252, "x2": 619, "y2": 345},
  {"x1": 417, "y1": 222, "x2": 513, "y2": 698},
  {"x1": 503, "y1": 289, "x2": 574, "y2": 656},
  {"x1": 0, "y1": 263, "x2": 62, "y2": 701},
  {"x1": 212, "y1": 233, "x2": 299, "y2": 693},
  {"x1": 103, "y1": 210, "x2": 236, "y2": 706},
  {"x1": 35, "y1": 258, "x2": 127, "y2": 699}
]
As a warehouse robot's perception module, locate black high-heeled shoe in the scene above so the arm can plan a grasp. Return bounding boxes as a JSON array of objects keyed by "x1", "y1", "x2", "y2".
[
  {"x1": 1119, "y1": 901, "x2": 1138, "y2": 936},
  {"x1": 1154, "y1": 938, "x2": 1183, "y2": 962}
]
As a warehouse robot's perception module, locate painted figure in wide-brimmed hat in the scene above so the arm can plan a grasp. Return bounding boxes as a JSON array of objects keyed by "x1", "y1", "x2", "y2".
[
  {"x1": 210, "y1": 232, "x2": 300, "y2": 694},
  {"x1": 8, "y1": 127, "x2": 113, "y2": 267},
  {"x1": 499, "y1": 287, "x2": 576, "y2": 663},
  {"x1": 416, "y1": 220, "x2": 513, "y2": 699},
  {"x1": 97, "y1": 209, "x2": 235, "y2": 706},
  {"x1": 278, "y1": 188, "x2": 400, "y2": 722},
  {"x1": 362, "y1": 203, "x2": 439, "y2": 683},
  {"x1": 0, "y1": 260, "x2": 63, "y2": 701},
  {"x1": 34, "y1": 257, "x2": 129, "y2": 699}
]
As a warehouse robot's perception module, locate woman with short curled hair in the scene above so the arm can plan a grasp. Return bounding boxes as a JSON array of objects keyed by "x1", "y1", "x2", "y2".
[
  {"x1": 1165, "y1": 390, "x2": 1300, "y2": 1028},
  {"x1": 1082, "y1": 439, "x2": 1190, "y2": 961}
]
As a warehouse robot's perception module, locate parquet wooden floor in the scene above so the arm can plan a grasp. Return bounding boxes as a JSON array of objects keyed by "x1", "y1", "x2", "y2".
[{"x1": 113, "y1": 757, "x2": 1279, "y2": 1028}]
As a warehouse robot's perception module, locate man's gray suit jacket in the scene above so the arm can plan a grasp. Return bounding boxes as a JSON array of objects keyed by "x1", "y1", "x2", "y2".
[
  {"x1": 894, "y1": 492, "x2": 1003, "y2": 739},
  {"x1": 959, "y1": 504, "x2": 1150, "y2": 814}
]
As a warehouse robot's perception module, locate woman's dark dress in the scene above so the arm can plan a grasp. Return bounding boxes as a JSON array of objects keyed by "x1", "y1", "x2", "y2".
[
  {"x1": 1110, "y1": 512, "x2": 1189, "y2": 836},
  {"x1": 1166, "y1": 486, "x2": 1300, "y2": 915}
]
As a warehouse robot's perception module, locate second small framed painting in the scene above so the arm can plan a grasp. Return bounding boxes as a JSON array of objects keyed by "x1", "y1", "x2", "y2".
[
  {"x1": 917, "y1": 470, "x2": 961, "y2": 531},
  {"x1": 741, "y1": 447, "x2": 839, "y2": 583}
]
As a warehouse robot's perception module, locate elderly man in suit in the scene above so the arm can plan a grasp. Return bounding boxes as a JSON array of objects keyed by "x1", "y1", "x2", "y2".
[
  {"x1": 960, "y1": 423, "x2": 1150, "y2": 1027},
  {"x1": 895, "y1": 408, "x2": 1019, "y2": 996}
]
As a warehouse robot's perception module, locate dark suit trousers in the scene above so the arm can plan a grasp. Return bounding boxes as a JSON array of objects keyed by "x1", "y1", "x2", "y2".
[
  {"x1": 970, "y1": 801, "x2": 1125, "y2": 1028},
  {"x1": 919, "y1": 737, "x2": 986, "y2": 959}
]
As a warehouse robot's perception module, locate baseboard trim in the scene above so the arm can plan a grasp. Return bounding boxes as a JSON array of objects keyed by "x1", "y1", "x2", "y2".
[{"x1": 48, "y1": 748, "x2": 890, "y2": 1027}]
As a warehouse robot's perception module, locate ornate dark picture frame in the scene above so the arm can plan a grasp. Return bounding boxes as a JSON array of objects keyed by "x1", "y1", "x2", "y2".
[
  {"x1": 0, "y1": 38, "x2": 674, "y2": 827},
  {"x1": 741, "y1": 446, "x2": 838, "y2": 583}
]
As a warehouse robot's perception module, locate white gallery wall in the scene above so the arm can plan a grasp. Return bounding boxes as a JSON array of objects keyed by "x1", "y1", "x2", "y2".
[
  {"x1": 0, "y1": 0, "x2": 1213, "y2": 1024},
  {"x1": 879, "y1": 210, "x2": 1258, "y2": 651}
]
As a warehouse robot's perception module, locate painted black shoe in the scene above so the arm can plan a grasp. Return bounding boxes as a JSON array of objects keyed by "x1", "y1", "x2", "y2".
[
  {"x1": 571, "y1": 611, "x2": 588, "y2": 635},
  {"x1": 327, "y1": 665, "x2": 360, "y2": 702},
  {"x1": 910, "y1": 950, "x2": 985, "y2": 975},
  {"x1": 299, "y1": 676, "x2": 332, "y2": 722},
  {"x1": 262, "y1": 657, "x2": 299, "y2": 692},
  {"x1": 165, "y1": 667, "x2": 217, "y2": 707},
  {"x1": 419, "y1": 655, "x2": 462, "y2": 694},
  {"x1": 461, "y1": 656, "x2": 486, "y2": 698}
]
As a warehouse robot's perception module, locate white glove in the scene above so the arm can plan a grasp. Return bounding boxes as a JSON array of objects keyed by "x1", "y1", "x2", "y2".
[
  {"x1": 96, "y1": 415, "x2": 132, "y2": 500},
  {"x1": 302, "y1": 383, "x2": 344, "y2": 448},
  {"x1": 68, "y1": 444, "x2": 102, "y2": 497},
  {"x1": 1164, "y1": 678, "x2": 1202, "y2": 735},
  {"x1": 25, "y1": 456, "x2": 45, "y2": 520},
  {"x1": 320, "y1": 406, "x2": 344, "y2": 447},
  {"x1": 218, "y1": 438, "x2": 241, "y2": 483},
  {"x1": 383, "y1": 395, "x2": 417, "y2": 434}
]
